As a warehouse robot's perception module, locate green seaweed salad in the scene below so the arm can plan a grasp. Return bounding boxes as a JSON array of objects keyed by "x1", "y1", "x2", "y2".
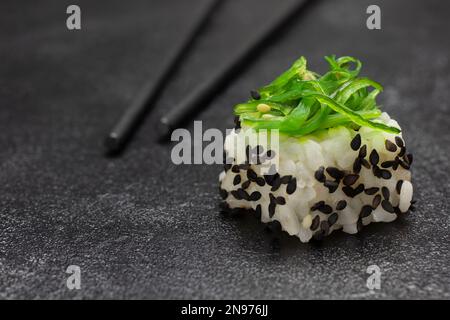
[{"x1": 234, "y1": 55, "x2": 400, "y2": 136}]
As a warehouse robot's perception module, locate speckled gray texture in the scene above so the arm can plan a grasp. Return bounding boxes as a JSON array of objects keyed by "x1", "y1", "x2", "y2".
[{"x1": 0, "y1": 0, "x2": 449, "y2": 299}]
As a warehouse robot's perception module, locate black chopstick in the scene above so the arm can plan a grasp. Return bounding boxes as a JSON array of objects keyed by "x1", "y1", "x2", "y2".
[
  {"x1": 158, "y1": 0, "x2": 314, "y2": 139},
  {"x1": 104, "y1": 0, "x2": 220, "y2": 155}
]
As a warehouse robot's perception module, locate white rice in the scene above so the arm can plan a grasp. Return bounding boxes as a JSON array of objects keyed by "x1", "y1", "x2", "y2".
[{"x1": 219, "y1": 112, "x2": 413, "y2": 243}]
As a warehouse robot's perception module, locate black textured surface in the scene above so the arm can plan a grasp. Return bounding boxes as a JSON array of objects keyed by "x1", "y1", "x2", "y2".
[{"x1": 0, "y1": 0, "x2": 449, "y2": 299}]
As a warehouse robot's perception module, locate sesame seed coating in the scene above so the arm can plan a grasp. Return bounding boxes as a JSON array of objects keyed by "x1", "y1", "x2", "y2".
[
  {"x1": 365, "y1": 187, "x2": 379, "y2": 195},
  {"x1": 351, "y1": 134, "x2": 361, "y2": 150},
  {"x1": 369, "y1": 149, "x2": 379, "y2": 166},
  {"x1": 336, "y1": 200, "x2": 347, "y2": 210},
  {"x1": 372, "y1": 194, "x2": 381, "y2": 209},
  {"x1": 385, "y1": 139, "x2": 398, "y2": 152},
  {"x1": 343, "y1": 174, "x2": 359, "y2": 186},
  {"x1": 310, "y1": 215, "x2": 320, "y2": 231}
]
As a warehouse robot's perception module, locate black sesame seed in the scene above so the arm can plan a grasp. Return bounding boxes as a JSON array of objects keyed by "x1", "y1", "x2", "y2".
[
  {"x1": 392, "y1": 160, "x2": 399, "y2": 170},
  {"x1": 320, "y1": 220, "x2": 330, "y2": 235},
  {"x1": 396, "y1": 180, "x2": 403, "y2": 194},
  {"x1": 250, "y1": 90, "x2": 261, "y2": 100},
  {"x1": 343, "y1": 186, "x2": 355, "y2": 197},
  {"x1": 385, "y1": 139, "x2": 398, "y2": 152},
  {"x1": 268, "y1": 203, "x2": 276, "y2": 218},
  {"x1": 276, "y1": 196, "x2": 286, "y2": 205},
  {"x1": 336, "y1": 200, "x2": 347, "y2": 210},
  {"x1": 369, "y1": 149, "x2": 379, "y2": 166},
  {"x1": 357, "y1": 219, "x2": 363, "y2": 232},
  {"x1": 250, "y1": 191, "x2": 262, "y2": 201},
  {"x1": 354, "y1": 184, "x2": 365, "y2": 196},
  {"x1": 381, "y1": 199, "x2": 395, "y2": 213},
  {"x1": 241, "y1": 180, "x2": 251, "y2": 189},
  {"x1": 314, "y1": 166, "x2": 326, "y2": 182},
  {"x1": 264, "y1": 174, "x2": 275, "y2": 186},
  {"x1": 233, "y1": 175, "x2": 241, "y2": 186},
  {"x1": 286, "y1": 178, "x2": 297, "y2": 195},
  {"x1": 356, "y1": 218, "x2": 364, "y2": 232},
  {"x1": 310, "y1": 215, "x2": 320, "y2": 231},
  {"x1": 267, "y1": 173, "x2": 280, "y2": 186},
  {"x1": 326, "y1": 167, "x2": 345, "y2": 180},
  {"x1": 359, "y1": 145, "x2": 367, "y2": 158},
  {"x1": 311, "y1": 201, "x2": 325, "y2": 211},
  {"x1": 381, "y1": 160, "x2": 395, "y2": 168},
  {"x1": 231, "y1": 190, "x2": 241, "y2": 200},
  {"x1": 255, "y1": 177, "x2": 265, "y2": 186},
  {"x1": 324, "y1": 180, "x2": 339, "y2": 193},
  {"x1": 343, "y1": 174, "x2": 359, "y2": 186},
  {"x1": 360, "y1": 205, "x2": 373, "y2": 218},
  {"x1": 219, "y1": 188, "x2": 228, "y2": 200},
  {"x1": 365, "y1": 187, "x2": 379, "y2": 195},
  {"x1": 231, "y1": 165, "x2": 240, "y2": 173},
  {"x1": 351, "y1": 134, "x2": 361, "y2": 150},
  {"x1": 361, "y1": 158, "x2": 371, "y2": 169},
  {"x1": 319, "y1": 204, "x2": 333, "y2": 214},
  {"x1": 372, "y1": 194, "x2": 381, "y2": 209},
  {"x1": 238, "y1": 188, "x2": 249, "y2": 200},
  {"x1": 405, "y1": 153, "x2": 413, "y2": 165},
  {"x1": 380, "y1": 169, "x2": 392, "y2": 179},
  {"x1": 353, "y1": 158, "x2": 362, "y2": 173},
  {"x1": 255, "y1": 204, "x2": 262, "y2": 219},
  {"x1": 395, "y1": 136, "x2": 404, "y2": 147},
  {"x1": 271, "y1": 175, "x2": 282, "y2": 191},
  {"x1": 372, "y1": 165, "x2": 382, "y2": 178},
  {"x1": 280, "y1": 175, "x2": 292, "y2": 184},
  {"x1": 247, "y1": 169, "x2": 257, "y2": 181},
  {"x1": 269, "y1": 193, "x2": 276, "y2": 204},
  {"x1": 382, "y1": 187, "x2": 390, "y2": 200},
  {"x1": 398, "y1": 146, "x2": 406, "y2": 157},
  {"x1": 328, "y1": 213, "x2": 338, "y2": 226}
]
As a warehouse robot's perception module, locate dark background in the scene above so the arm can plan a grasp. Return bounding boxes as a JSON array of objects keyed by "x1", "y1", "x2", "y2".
[{"x1": 0, "y1": 0, "x2": 449, "y2": 299}]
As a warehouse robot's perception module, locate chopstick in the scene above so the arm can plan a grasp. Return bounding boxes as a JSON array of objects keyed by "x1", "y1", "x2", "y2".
[
  {"x1": 104, "y1": 0, "x2": 220, "y2": 155},
  {"x1": 158, "y1": 0, "x2": 314, "y2": 139}
]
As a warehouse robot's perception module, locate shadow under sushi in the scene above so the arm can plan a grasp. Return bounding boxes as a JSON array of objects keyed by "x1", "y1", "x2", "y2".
[{"x1": 218, "y1": 201, "x2": 412, "y2": 255}]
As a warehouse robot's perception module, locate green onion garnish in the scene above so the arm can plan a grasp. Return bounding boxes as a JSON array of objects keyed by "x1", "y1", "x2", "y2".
[{"x1": 234, "y1": 55, "x2": 400, "y2": 136}]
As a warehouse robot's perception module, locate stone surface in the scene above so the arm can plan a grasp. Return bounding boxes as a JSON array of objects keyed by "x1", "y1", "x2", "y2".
[{"x1": 0, "y1": 0, "x2": 449, "y2": 299}]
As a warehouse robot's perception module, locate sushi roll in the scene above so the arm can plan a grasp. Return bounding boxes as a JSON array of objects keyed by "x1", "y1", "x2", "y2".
[{"x1": 219, "y1": 55, "x2": 414, "y2": 242}]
